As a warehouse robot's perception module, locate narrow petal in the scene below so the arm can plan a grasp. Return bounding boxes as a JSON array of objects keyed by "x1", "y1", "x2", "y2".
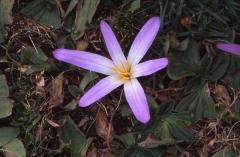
[
  {"x1": 53, "y1": 49, "x2": 115, "y2": 75},
  {"x1": 127, "y1": 17, "x2": 160, "y2": 65},
  {"x1": 100, "y1": 20, "x2": 126, "y2": 67},
  {"x1": 216, "y1": 43, "x2": 240, "y2": 56},
  {"x1": 79, "y1": 75, "x2": 123, "y2": 107},
  {"x1": 132, "y1": 58, "x2": 168, "y2": 78},
  {"x1": 124, "y1": 79, "x2": 150, "y2": 123}
]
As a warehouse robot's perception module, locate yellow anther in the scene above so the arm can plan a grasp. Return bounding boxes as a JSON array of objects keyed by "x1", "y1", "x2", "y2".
[{"x1": 113, "y1": 61, "x2": 132, "y2": 81}]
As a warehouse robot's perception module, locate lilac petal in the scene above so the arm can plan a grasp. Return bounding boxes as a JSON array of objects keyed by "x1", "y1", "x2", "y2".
[
  {"x1": 124, "y1": 79, "x2": 150, "y2": 123},
  {"x1": 216, "y1": 43, "x2": 240, "y2": 56},
  {"x1": 100, "y1": 20, "x2": 126, "y2": 67},
  {"x1": 53, "y1": 49, "x2": 115, "y2": 75},
  {"x1": 79, "y1": 75, "x2": 123, "y2": 107},
  {"x1": 132, "y1": 58, "x2": 168, "y2": 78},
  {"x1": 127, "y1": 17, "x2": 160, "y2": 65}
]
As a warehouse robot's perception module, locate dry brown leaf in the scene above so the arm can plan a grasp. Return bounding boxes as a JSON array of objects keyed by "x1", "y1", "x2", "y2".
[
  {"x1": 214, "y1": 84, "x2": 231, "y2": 104},
  {"x1": 86, "y1": 146, "x2": 98, "y2": 157},
  {"x1": 138, "y1": 135, "x2": 163, "y2": 148},
  {"x1": 50, "y1": 73, "x2": 64, "y2": 107},
  {"x1": 95, "y1": 109, "x2": 113, "y2": 142},
  {"x1": 76, "y1": 39, "x2": 89, "y2": 50},
  {"x1": 45, "y1": 118, "x2": 61, "y2": 128}
]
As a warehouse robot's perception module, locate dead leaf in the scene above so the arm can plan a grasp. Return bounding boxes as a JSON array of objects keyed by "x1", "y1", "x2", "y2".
[
  {"x1": 45, "y1": 118, "x2": 61, "y2": 128},
  {"x1": 50, "y1": 73, "x2": 64, "y2": 107},
  {"x1": 214, "y1": 84, "x2": 231, "y2": 105},
  {"x1": 138, "y1": 135, "x2": 163, "y2": 148},
  {"x1": 86, "y1": 146, "x2": 98, "y2": 157},
  {"x1": 95, "y1": 109, "x2": 113, "y2": 141},
  {"x1": 76, "y1": 39, "x2": 89, "y2": 50}
]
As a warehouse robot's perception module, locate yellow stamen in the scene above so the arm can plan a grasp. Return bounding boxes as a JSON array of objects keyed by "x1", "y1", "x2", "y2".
[{"x1": 113, "y1": 61, "x2": 132, "y2": 81}]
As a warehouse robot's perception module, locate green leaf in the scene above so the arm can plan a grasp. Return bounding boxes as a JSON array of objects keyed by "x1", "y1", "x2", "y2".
[
  {"x1": 212, "y1": 148, "x2": 237, "y2": 157},
  {"x1": 120, "y1": 133, "x2": 136, "y2": 147},
  {"x1": 21, "y1": 0, "x2": 61, "y2": 28},
  {"x1": 79, "y1": 72, "x2": 98, "y2": 92},
  {"x1": 0, "y1": 75, "x2": 13, "y2": 119},
  {"x1": 0, "y1": 0, "x2": 14, "y2": 43},
  {"x1": 63, "y1": 99, "x2": 77, "y2": 111},
  {"x1": 20, "y1": 46, "x2": 57, "y2": 74},
  {"x1": 147, "y1": 95, "x2": 159, "y2": 114},
  {"x1": 68, "y1": 85, "x2": 82, "y2": 97},
  {"x1": 71, "y1": 0, "x2": 100, "y2": 40},
  {"x1": 167, "y1": 40, "x2": 201, "y2": 80},
  {"x1": 0, "y1": 127, "x2": 20, "y2": 146},
  {"x1": 2, "y1": 139, "x2": 26, "y2": 157},
  {"x1": 158, "y1": 100, "x2": 175, "y2": 116},
  {"x1": 176, "y1": 78, "x2": 216, "y2": 120},
  {"x1": 128, "y1": 0, "x2": 141, "y2": 12},
  {"x1": 200, "y1": 53, "x2": 230, "y2": 81},
  {"x1": 60, "y1": 116, "x2": 87, "y2": 157},
  {"x1": 224, "y1": 72, "x2": 240, "y2": 90},
  {"x1": 156, "y1": 112, "x2": 193, "y2": 142}
]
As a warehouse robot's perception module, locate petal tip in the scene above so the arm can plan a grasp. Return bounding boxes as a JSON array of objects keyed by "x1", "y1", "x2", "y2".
[
  {"x1": 78, "y1": 98, "x2": 90, "y2": 108},
  {"x1": 138, "y1": 114, "x2": 150, "y2": 124},
  {"x1": 52, "y1": 49, "x2": 65, "y2": 60}
]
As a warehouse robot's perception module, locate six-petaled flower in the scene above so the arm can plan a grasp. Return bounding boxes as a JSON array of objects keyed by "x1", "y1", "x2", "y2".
[{"x1": 53, "y1": 17, "x2": 168, "y2": 123}]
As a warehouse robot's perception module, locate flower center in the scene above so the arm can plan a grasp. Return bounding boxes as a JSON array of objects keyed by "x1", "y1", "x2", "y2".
[{"x1": 113, "y1": 61, "x2": 132, "y2": 81}]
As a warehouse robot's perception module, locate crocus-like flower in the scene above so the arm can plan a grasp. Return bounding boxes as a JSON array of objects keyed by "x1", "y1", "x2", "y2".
[
  {"x1": 216, "y1": 43, "x2": 240, "y2": 56},
  {"x1": 53, "y1": 17, "x2": 168, "y2": 123}
]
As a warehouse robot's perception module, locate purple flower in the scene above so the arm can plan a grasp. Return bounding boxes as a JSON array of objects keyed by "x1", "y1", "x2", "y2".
[
  {"x1": 216, "y1": 43, "x2": 240, "y2": 56},
  {"x1": 53, "y1": 17, "x2": 168, "y2": 123}
]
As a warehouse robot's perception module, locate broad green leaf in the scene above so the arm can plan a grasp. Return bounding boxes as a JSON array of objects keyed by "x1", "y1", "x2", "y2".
[
  {"x1": 200, "y1": 53, "x2": 230, "y2": 81},
  {"x1": 128, "y1": 0, "x2": 141, "y2": 12},
  {"x1": 68, "y1": 85, "x2": 82, "y2": 97},
  {"x1": 20, "y1": 46, "x2": 57, "y2": 74},
  {"x1": 63, "y1": 99, "x2": 77, "y2": 111},
  {"x1": 155, "y1": 113, "x2": 193, "y2": 142},
  {"x1": 71, "y1": 0, "x2": 100, "y2": 40},
  {"x1": 0, "y1": 75, "x2": 12, "y2": 119},
  {"x1": 212, "y1": 148, "x2": 237, "y2": 157},
  {"x1": 0, "y1": 127, "x2": 20, "y2": 146},
  {"x1": 224, "y1": 72, "x2": 240, "y2": 90},
  {"x1": 176, "y1": 79, "x2": 216, "y2": 120},
  {"x1": 120, "y1": 133, "x2": 136, "y2": 147},
  {"x1": 60, "y1": 116, "x2": 87, "y2": 157},
  {"x1": 20, "y1": 46, "x2": 48, "y2": 64},
  {"x1": 21, "y1": 0, "x2": 61, "y2": 28},
  {"x1": 167, "y1": 40, "x2": 201, "y2": 80},
  {"x1": 79, "y1": 72, "x2": 98, "y2": 92},
  {"x1": 0, "y1": 0, "x2": 14, "y2": 43},
  {"x1": 136, "y1": 111, "x2": 192, "y2": 143},
  {"x1": 158, "y1": 100, "x2": 175, "y2": 116},
  {"x1": 147, "y1": 95, "x2": 159, "y2": 114},
  {"x1": 2, "y1": 139, "x2": 26, "y2": 157}
]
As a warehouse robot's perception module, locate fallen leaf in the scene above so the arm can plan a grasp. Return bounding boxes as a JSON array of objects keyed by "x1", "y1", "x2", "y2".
[
  {"x1": 95, "y1": 109, "x2": 113, "y2": 141},
  {"x1": 76, "y1": 39, "x2": 89, "y2": 50},
  {"x1": 138, "y1": 135, "x2": 163, "y2": 148},
  {"x1": 50, "y1": 73, "x2": 64, "y2": 107}
]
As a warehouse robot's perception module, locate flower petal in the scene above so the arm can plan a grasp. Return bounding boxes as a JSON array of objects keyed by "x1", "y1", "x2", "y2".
[
  {"x1": 79, "y1": 75, "x2": 123, "y2": 107},
  {"x1": 124, "y1": 79, "x2": 150, "y2": 123},
  {"x1": 100, "y1": 20, "x2": 126, "y2": 67},
  {"x1": 53, "y1": 49, "x2": 115, "y2": 75},
  {"x1": 127, "y1": 17, "x2": 160, "y2": 65},
  {"x1": 132, "y1": 58, "x2": 168, "y2": 78},
  {"x1": 216, "y1": 43, "x2": 240, "y2": 56}
]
